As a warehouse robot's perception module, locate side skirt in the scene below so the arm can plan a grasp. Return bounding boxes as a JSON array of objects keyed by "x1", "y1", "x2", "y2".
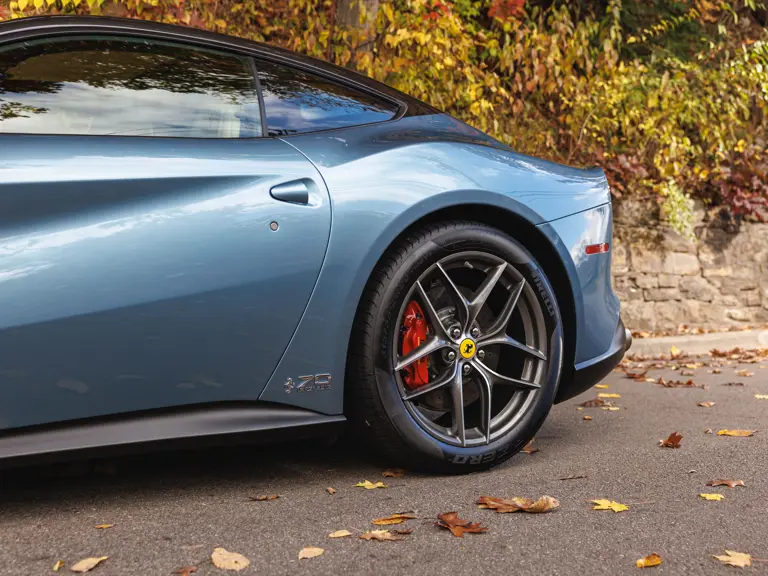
[{"x1": 0, "y1": 402, "x2": 346, "y2": 467}]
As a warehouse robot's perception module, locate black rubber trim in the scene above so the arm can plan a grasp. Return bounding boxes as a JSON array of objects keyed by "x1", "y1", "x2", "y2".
[
  {"x1": 0, "y1": 402, "x2": 345, "y2": 466},
  {"x1": 555, "y1": 317, "x2": 629, "y2": 403}
]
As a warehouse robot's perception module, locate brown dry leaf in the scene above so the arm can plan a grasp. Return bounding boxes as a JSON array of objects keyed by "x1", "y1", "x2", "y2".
[
  {"x1": 595, "y1": 384, "x2": 610, "y2": 389},
  {"x1": 476, "y1": 495, "x2": 559, "y2": 514},
  {"x1": 94, "y1": 524, "x2": 114, "y2": 529},
  {"x1": 736, "y1": 369, "x2": 754, "y2": 377},
  {"x1": 172, "y1": 567, "x2": 198, "y2": 576},
  {"x1": 583, "y1": 415, "x2": 593, "y2": 421},
  {"x1": 718, "y1": 429, "x2": 756, "y2": 437},
  {"x1": 326, "y1": 487, "x2": 336, "y2": 495},
  {"x1": 354, "y1": 480, "x2": 387, "y2": 489},
  {"x1": 521, "y1": 440, "x2": 539, "y2": 454},
  {"x1": 328, "y1": 530, "x2": 352, "y2": 538},
  {"x1": 298, "y1": 546, "x2": 325, "y2": 559},
  {"x1": 580, "y1": 397, "x2": 609, "y2": 407},
  {"x1": 371, "y1": 512, "x2": 417, "y2": 525},
  {"x1": 435, "y1": 512, "x2": 488, "y2": 537},
  {"x1": 660, "y1": 431, "x2": 683, "y2": 448},
  {"x1": 71, "y1": 557, "x2": 109, "y2": 573},
  {"x1": 591, "y1": 499, "x2": 629, "y2": 512},
  {"x1": 681, "y1": 370, "x2": 695, "y2": 376},
  {"x1": 706, "y1": 479, "x2": 745, "y2": 488},
  {"x1": 657, "y1": 377, "x2": 702, "y2": 389},
  {"x1": 248, "y1": 494, "x2": 279, "y2": 501},
  {"x1": 724, "y1": 381, "x2": 746, "y2": 387},
  {"x1": 698, "y1": 401, "x2": 716, "y2": 408},
  {"x1": 598, "y1": 393, "x2": 621, "y2": 399},
  {"x1": 382, "y1": 468, "x2": 405, "y2": 478},
  {"x1": 625, "y1": 370, "x2": 649, "y2": 381},
  {"x1": 52, "y1": 560, "x2": 64, "y2": 572},
  {"x1": 699, "y1": 493, "x2": 725, "y2": 501},
  {"x1": 392, "y1": 527, "x2": 413, "y2": 535},
  {"x1": 359, "y1": 530, "x2": 402, "y2": 541},
  {"x1": 713, "y1": 550, "x2": 751, "y2": 568},
  {"x1": 705, "y1": 428, "x2": 713, "y2": 434},
  {"x1": 636, "y1": 553, "x2": 663, "y2": 568},
  {"x1": 211, "y1": 548, "x2": 250, "y2": 571}
]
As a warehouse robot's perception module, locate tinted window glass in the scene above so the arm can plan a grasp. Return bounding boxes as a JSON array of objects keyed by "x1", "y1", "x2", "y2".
[
  {"x1": 0, "y1": 36, "x2": 262, "y2": 138},
  {"x1": 256, "y1": 59, "x2": 398, "y2": 135}
]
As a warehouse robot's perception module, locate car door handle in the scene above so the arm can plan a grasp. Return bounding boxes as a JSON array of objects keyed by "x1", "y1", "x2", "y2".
[{"x1": 270, "y1": 180, "x2": 310, "y2": 205}]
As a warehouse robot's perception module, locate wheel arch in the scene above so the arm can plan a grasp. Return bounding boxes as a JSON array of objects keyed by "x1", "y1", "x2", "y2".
[{"x1": 345, "y1": 203, "x2": 579, "y2": 405}]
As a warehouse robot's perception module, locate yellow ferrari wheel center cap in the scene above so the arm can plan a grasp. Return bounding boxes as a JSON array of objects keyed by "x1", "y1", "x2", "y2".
[{"x1": 459, "y1": 338, "x2": 476, "y2": 359}]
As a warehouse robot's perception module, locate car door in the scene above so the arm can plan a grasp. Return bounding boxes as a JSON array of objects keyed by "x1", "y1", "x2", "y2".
[{"x1": 0, "y1": 34, "x2": 330, "y2": 430}]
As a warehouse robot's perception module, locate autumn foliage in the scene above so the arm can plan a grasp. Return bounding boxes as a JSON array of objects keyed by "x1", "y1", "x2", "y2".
[{"x1": 1, "y1": 0, "x2": 767, "y2": 235}]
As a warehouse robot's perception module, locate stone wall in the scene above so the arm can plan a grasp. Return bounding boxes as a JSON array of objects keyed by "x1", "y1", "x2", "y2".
[{"x1": 612, "y1": 201, "x2": 768, "y2": 332}]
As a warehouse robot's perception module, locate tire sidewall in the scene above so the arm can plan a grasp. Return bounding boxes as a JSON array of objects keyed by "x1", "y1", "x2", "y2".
[{"x1": 371, "y1": 224, "x2": 563, "y2": 469}]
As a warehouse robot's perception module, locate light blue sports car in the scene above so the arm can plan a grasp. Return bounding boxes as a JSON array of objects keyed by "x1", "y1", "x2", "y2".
[{"x1": 0, "y1": 16, "x2": 630, "y2": 472}]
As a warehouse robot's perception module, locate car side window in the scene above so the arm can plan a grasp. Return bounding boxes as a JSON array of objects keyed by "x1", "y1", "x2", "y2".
[
  {"x1": 256, "y1": 59, "x2": 399, "y2": 136},
  {"x1": 0, "y1": 36, "x2": 262, "y2": 138}
]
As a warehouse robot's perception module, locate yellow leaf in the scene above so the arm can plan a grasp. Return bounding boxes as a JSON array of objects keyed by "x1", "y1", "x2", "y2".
[
  {"x1": 328, "y1": 530, "x2": 352, "y2": 538},
  {"x1": 669, "y1": 346, "x2": 681, "y2": 357},
  {"x1": 371, "y1": 512, "x2": 416, "y2": 525},
  {"x1": 34, "y1": 0, "x2": 43, "y2": 8},
  {"x1": 17, "y1": 0, "x2": 28, "y2": 10},
  {"x1": 94, "y1": 524, "x2": 114, "y2": 529},
  {"x1": 71, "y1": 557, "x2": 109, "y2": 573},
  {"x1": 591, "y1": 499, "x2": 629, "y2": 512},
  {"x1": 713, "y1": 550, "x2": 751, "y2": 568},
  {"x1": 699, "y1": 493, "x2": 724, "y2": 501},
  {"x1": 598, "y1": 393, "x2": 621, "y2": 398},
  {"x1": 298, "y1": 546, "x2": 324, "y2": 559},
  {"x1": 211, "y1": 548, "x2": 250, "y2": 571},
  {"x1": 755, "y1": 394, "x2": 768, "y2": 399},
  {"x1": 354, "y1": 480, "x2": 387, "y2": 489},
  {"x1": 636, "y1": 553, "x2": 662, "y2": 568},
  {"x1": 214, "y1": 19, "x2": 227, "y2": 28},
  {"x1": 602, "y1": 406, "x2": 621, "y2": 411},
  {"x1": 583, "y1": 415, "x2": 593, "y2": 420},
  {"x1": 595, "y1": 384, "x2": 609, "y2": 389},
  {"x1": 52, "y1": 560, "x2": 64, "y2": 572},
  {"x1": 718, "y1": 429, "x2": 756, "y2": 437}
]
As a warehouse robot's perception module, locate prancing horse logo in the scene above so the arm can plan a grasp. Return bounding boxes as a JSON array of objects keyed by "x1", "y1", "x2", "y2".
[{"x1": 459, "y1": 338, "x2": 476, "y2": 359}]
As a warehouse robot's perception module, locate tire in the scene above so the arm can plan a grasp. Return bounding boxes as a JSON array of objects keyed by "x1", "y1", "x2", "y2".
[{"x1": 347, "y1": 221, "x2": 563, "y2": 473}]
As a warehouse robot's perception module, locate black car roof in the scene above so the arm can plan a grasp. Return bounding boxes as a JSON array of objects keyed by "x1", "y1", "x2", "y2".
[{"x1": 0, "y1": 15, "x2": 438, "y2": 117}]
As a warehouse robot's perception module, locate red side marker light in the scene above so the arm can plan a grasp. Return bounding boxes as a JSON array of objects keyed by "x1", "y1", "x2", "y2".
[{"x1": 585, "y1": 243, "x2": 610, "y2": 255}]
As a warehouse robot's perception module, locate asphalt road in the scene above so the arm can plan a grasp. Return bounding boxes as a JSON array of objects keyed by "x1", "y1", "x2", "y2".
[{"x1": 1, "y1": 353, "x2": 767, "y2": 575}]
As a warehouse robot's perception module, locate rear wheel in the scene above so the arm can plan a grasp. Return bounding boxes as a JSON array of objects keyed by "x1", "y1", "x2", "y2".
[{"x1": 347, "y1": 221, "x2": 563, "y2": 473}]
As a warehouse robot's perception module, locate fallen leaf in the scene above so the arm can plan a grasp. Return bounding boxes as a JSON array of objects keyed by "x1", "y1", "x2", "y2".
[
  {"x1": 718, "y1": 429, "x2": 756, "y2": 437},
  {"x1": 755, "y1": 394, "x2": 768, "y2": 400},
  {"x1": 591, "y1": 499, "x2": 629, "y2": 512},
  {"x1": 595, "y1": 384, "x2": 610, "y2": 389},
  {"x1": 476, "y1": 495, "x2": 559, "y2": 513},
  {"x1": 705, "y1": 428, "x2": 713, "y2": 434},
  {"x1": 699, "y1": 493, "x2": 725, "y2": 501},
  {"x1": 521, "y1": 439, "x2": 539, "y2": 454},
  {"x1": 359, "y1": 530, "x2": 402, "y2": 541},
  {"x1": 172, "y1": 567, "x2": 198, "y2": 576},
  {"x1": 706, "y1": 479, "x2": 745, "y2": 488},
  {"x1": 328, "y1": 530, "x2": 352, "y2": 538},
  {"x1": 698, "y1": 401, "x2": 715, "y2": 408},
  {"x1": 211, "y1": 548, "x2": 250, "y2": 571},
  {"x1": 714, "y1": 550, "x2": 751, "y2": 568},
  {"x1": 712, "y1": 368, "x2": 722, "y2": 374},
  {"x1": 736, "y1": 369, "x2": 754, "y2": 377},
  {"x1": 392, "y1": 527, "x2": 413, "y2": 535},
  {"x1": 660, "y1": 431, "x2": 683, "y2": 448},
  {"x1": 382, "y1": 468, "x2": 405, "y2": 478},
  {"x1": 52, "y1": 560, "x2": 64, "y2": 572},
  {"x1": 724, "y1": 381, "x2": 745, "y2": 386},
  {"x1": 625, "y1": 370, "x2": 648, "y2": 380},
  {"x1": 94, "y1": 524, "x2": 114, "y2": 529},
  {"x1": 248, "y1": 495, "x2": 278, "y2": 501},
  {"x1": 657, "y1": 377, "x2": 702, "y2": 389},
  {"x1": 326, "y1": 487, "x2": 336, "y2": 495},
  {"x1": 354, "y1": 480, "x2": 387, "y2": 489},
  {"x1": 602, "y1": 406, "x2": 621, "y2": 411},
  {"x1": 581, "y1": 397, "x2": 609, "y2": 407},
  {"x1": 559, "y1": 474, "x2": 587, "y2": 481},
  {"x1": 435, "y1": 512, "x2": 488, "y2": 537},
  {"x1": 598, "y1": 393, "x2": 621, "y2": 399},
  {"x1": 298, "y1": 546, "x2": 324, "y2": 559},
  {"x1": 583, "y1": 415, "x2": 593, "y2": 420},
  {"x1": 681, "y1": 370, "x2": 695, "y2": 376},
  {"x1": 371, "y1": 512, "x2": 417, "y2": 525},
  {"x1": 636, "y1": 553, "x2": 662, "y2": 568},
  {"x1": 71, "y1": 557, "x2": 109, "y2": 573},
  {"x1": 576, "y1": 407, "x2": 584, "y2": 411}
]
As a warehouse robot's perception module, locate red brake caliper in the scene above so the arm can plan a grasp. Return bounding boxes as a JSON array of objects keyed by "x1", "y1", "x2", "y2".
[{"x1": 401, "y1": 301, "x2": 430, "y2": 388}]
